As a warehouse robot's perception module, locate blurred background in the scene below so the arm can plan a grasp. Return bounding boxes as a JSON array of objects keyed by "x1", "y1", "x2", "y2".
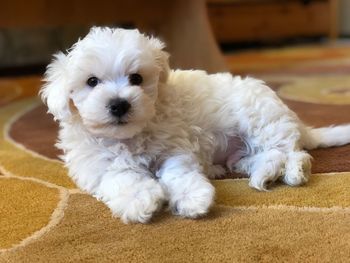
[{"x1": 0, "y1": 0, "x2": 349, "y2": 75}]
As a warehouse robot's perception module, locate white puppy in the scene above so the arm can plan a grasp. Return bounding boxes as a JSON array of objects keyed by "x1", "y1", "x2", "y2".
[{"x1": 41, "y1": 27, "x2": 350, "y2": 223}]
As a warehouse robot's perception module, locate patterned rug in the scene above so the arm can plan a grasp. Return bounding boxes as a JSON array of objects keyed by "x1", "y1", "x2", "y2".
[{"x1": 1, "y1": 45, "x2": 350, "y2": 262}]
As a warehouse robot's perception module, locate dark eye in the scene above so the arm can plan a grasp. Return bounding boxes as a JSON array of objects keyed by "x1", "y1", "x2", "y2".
[
  {"x1": 129, "y1": 73, "x2": 143, "y2": 86},
  {"x1": 87, "y1": 76, "x2": 100, "y2": 87}
]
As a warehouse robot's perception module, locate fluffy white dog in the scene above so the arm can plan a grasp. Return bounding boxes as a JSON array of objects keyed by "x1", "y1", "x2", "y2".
[{"x1": 41, "y1": 27, "x2": 350, "y2": 223}]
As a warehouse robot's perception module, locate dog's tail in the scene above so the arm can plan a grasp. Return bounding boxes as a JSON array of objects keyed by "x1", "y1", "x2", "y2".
[{"x1": 303, "y1": 124, "x2": 350, "y2": 150}]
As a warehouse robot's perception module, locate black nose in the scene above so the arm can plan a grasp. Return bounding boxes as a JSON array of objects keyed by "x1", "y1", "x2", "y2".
[{"x1": 108, "y1": 98, "x2": 131, "y2": 118}]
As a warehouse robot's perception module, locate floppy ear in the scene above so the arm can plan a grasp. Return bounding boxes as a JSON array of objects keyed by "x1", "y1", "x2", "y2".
[
  {"x1": 40, "y1": 52, "x2": 71, "y2": 121},
  {"x1": 149, "y1": 37, "x2": 170, "y2": 84}
]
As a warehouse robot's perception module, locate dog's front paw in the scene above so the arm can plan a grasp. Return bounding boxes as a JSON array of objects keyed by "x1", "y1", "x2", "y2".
[
  {"x1": 170, "y1": 180, "x2": 215, "y2": 218},
  {"x1": 108, "y1": 180, "x2": 166, "y2": 224}
]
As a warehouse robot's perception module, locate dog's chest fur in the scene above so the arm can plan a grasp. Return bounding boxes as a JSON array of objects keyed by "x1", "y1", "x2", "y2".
[{"x1": 102, "y1": 121, "x2": 219, "y2": 173}]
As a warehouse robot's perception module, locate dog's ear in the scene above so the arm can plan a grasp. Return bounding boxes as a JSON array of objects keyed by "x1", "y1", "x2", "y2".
[
  {"x1": 149, "y1": 37, "x2": 170, "y2": 84},
  {"x1": 157, "y1": 50, "x2": 170, "y2": 84},
  {"x1": 40, "y1": 52, "x2": 72, "y2": 121}
]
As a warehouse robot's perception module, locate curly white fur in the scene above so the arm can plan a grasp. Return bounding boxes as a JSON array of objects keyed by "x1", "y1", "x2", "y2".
[{"x1": 41, "y1": 27, "x2": 350, "y2": 223}]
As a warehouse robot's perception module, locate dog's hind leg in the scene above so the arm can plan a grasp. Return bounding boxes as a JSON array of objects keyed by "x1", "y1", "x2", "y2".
[
  {"x1": 283, "y1": 151, "x2": 311, "y2": 186},
  {"x1": 235, "y1": 149, "x2": 287, "y2": 191},
  {"x1": 234, "y1": 136, "x2": 311, "y2": 190}
]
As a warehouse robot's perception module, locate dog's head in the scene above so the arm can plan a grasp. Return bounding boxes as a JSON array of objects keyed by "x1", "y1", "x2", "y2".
[{"x1": 41, "y1": 27, "x2": 169, "y2": 139}]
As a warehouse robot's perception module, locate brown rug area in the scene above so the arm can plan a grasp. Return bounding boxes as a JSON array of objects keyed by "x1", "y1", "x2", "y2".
[{"x1": 1, "y1": 45, "x2": 350, "y2": 262}]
